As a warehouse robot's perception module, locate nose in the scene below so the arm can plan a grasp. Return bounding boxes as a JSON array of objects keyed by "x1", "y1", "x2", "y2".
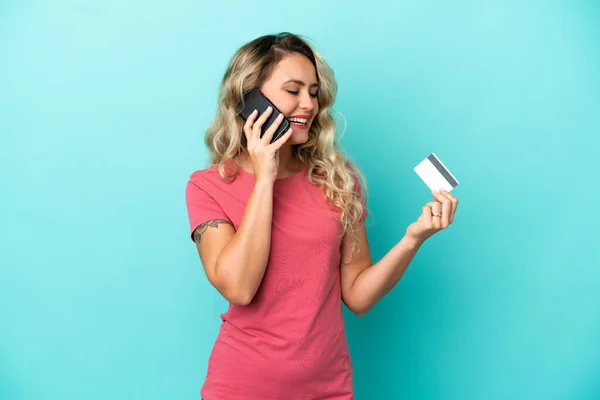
[{"x1": 299, "y1": 91, "x2": 315, "y2": 112}]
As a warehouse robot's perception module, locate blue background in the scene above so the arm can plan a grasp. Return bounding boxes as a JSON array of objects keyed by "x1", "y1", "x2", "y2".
[{"x1": 1, "y1": 1, "x2": 599, "y2": 399}]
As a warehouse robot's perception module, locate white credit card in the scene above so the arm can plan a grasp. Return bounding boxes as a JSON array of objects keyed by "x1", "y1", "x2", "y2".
[{"x1": 414, "y1": 153, "x2": 459, "y2": 192}]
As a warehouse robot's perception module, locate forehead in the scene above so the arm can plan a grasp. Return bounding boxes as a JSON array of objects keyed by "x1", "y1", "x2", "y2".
[{"x1": 267, "y1": 53, "x2": 318, "y2": 84}]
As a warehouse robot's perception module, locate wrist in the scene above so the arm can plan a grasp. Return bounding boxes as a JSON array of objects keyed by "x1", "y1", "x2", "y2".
[
  {"x1": 254, "y1": 178, "x2": 275, "y2": 189},
  {"x1": 401, "y1": 234, "x2": 424, "y2": 249}
]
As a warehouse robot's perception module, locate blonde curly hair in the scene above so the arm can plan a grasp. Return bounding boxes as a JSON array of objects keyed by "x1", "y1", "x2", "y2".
[{"x1": 204, "y1": 32, "x2": 368, "y2": 256}]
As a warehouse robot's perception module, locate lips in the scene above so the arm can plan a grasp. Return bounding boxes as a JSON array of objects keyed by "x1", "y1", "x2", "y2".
[
  {"x1": 290, "y1": 122, "x2": 308, "y2": 130},
  {"x1": 288, "y1": 115, "x2": 310, "y2": 130}
]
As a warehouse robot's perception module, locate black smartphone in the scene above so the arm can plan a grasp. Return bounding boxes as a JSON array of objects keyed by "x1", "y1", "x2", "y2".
[{"x1": 239, "y1": 90, "x2": 291, "y2": 144}]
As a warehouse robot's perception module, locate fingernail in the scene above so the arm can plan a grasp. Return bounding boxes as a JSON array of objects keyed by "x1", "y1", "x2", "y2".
[{"x1": 267, "y1": 106, "x2": 272, "y2": 112}]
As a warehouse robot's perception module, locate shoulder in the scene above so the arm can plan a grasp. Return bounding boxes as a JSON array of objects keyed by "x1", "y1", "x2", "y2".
[
  {"x1": 189, "y1": 165, "x2": 221, "y2": 183},
  {"x1": 343, "y1": 161, "x2": 365, "y2": 189},
  {"x1": 186, "y1": 162, "x2": 248, "y2": 200},
  {"x1": 188, "y1": 162, "x2": 240, "y2": 187},
  {"x1": 186, "y1": 165, "x2": 222, "y2": 197}
]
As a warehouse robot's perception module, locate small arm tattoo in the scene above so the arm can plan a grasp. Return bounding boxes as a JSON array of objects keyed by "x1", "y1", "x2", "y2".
[{"x1": 193, "y1": 219, "x2": 232, "y2": 242}]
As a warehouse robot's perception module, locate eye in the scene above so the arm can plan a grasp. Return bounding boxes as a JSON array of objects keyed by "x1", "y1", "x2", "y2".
[{"x1": 287, "y1": 90, "x2": 318, "y2": 98}]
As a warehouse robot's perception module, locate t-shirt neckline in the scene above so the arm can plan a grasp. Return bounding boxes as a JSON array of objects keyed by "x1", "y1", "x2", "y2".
[{"x1": 228, "y1": 159, "x2": 307, "y2": 182}]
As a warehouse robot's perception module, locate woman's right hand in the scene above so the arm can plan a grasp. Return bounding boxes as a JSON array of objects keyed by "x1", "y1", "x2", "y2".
[{"x1": 243, "y1": 106, "x2": 294, "y2": 184}]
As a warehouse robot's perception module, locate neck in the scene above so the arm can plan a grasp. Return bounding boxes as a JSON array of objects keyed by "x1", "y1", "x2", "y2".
[
  {"x1": 277, "y1": 144, "x2": 296, "y2": 172},
  {"x1": 236, "y1": 143, "x2": 301, "y2": 178}
]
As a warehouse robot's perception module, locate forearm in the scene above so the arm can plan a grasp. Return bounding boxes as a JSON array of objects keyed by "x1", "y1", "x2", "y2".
[
  {"x1": 216, "y1": 181, "x2": 273, "y2": 303},
  {"x1": 349, "y1": 235, "x2": 423, "y2": 315}
]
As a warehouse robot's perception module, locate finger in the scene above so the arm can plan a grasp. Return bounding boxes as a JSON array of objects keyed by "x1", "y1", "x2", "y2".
[
  {"x1": 432, "y1": 191, "x2": 451, "y2": 228},
  {"x1": 440, "y1": 189, "x2": 459, "y2": 223},
  {"x1": 427, "y1": 200, "x2": 441, "y2": 217},
  {"x1": 424, "y1": 200, "x2": 438, "y2": 214},
  {"x1": 243, "y1": 109, "x2": 258, "y2": 142},
  {"x1": 253, "y1": 106, "x2": 273, "y2": 140},
  {"x1": 421, "y1": 205, "x2": 432, "y2": 227},
  {"x1": 261, "y1": 113, "x2": 285, "y2": 144},
  {"x1": 425, "y1": 200, "x2": 441, "y2": 229},
  {"x1": 270, "y1": 127, "x2": 293, "y2": 150}
]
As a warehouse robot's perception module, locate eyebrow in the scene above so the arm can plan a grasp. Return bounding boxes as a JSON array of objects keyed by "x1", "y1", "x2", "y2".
[{"x1": 283, "y1": 79, "x2": 320, "y2": 88}]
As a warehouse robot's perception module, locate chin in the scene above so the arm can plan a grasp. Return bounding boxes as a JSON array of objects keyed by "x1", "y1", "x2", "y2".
[
  {"x1": 288, "y1": 135, "x2": 309, "y2": 146},
  {"x1": 288, "y1": 128, "x2": 310, "y2": 145}
]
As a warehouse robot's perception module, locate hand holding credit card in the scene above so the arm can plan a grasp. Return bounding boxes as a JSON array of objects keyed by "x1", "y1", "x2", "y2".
[
  {"x1": 414, "y1": 153, "x2": 459, "y2": 192},
  {"x1": 406, "y1": 152, "x2": 460, "y2": 243}
]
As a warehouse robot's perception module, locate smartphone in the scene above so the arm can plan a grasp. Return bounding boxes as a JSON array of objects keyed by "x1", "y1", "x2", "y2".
[{"x1": 239, "y1": 90, "x2": 291, "y2": 144}]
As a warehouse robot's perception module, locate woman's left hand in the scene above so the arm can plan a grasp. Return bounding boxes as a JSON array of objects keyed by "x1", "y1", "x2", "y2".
[{"x1": 405, "y1": 189, "x2": 459, "y2": 244}]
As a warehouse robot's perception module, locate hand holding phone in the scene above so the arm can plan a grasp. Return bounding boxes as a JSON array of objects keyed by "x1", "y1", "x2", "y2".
[
  {"x1": 238, "y1": 92, "x2": 294, "y2": 183},
  {"x1": 239, "y1": 90, "x2": 291, "y2": 144}
]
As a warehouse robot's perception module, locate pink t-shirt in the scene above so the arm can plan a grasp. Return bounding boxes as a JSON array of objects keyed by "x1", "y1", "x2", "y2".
[{"x1": 185, "y1": 161, "x2": 367, "y2": 400}]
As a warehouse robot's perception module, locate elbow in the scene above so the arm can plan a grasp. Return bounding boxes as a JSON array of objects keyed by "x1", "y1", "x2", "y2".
[
  {"x1": 219, "y1": 283, "x2": 255, "y2": 306},
  {"x1": 220, "y1": 277, "x2": 256, "y2": 306},
  {"x1": 347, "y1": 302, "x2": 370, "y2": 317},
  {"x1": 213, "y1": 261, "x2": 256, "y2": 306},
  {"x1": 354, "y1": 308, "x2": 369, "y2": 317},
  {"x1": 229, "y1": 290, "x2": 254, "y2": 306}
]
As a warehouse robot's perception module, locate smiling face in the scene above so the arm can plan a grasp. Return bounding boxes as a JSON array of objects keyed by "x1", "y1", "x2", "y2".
[{"x1": 260, "y1": 53, "x2": 320, "y2": 145}]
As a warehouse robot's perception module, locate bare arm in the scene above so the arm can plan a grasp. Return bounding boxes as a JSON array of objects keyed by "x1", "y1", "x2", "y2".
[
  {"x1": 193, "y1": 106, "x2": 293, "y2": 306},
  {"x1": 341, "y1": 190, "x2": 459, "y2": 315},
  {"x1": 340, "y1": 225, "x2": 421, "y2": 316},
  {"x1": 194, "y1": 180, "x2": 274, "y2": 306}
]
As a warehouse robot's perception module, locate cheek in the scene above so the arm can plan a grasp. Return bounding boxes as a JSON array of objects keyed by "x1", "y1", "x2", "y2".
[
  {"x1": 260, "y1": 86, "x2": 292, "y2": 114},
  {"x1": 279, "y1": 101, "x2": 297, "y2": 116},
  {"x1": 268, "y1": 95, "x2": 294, "y2": 114}
]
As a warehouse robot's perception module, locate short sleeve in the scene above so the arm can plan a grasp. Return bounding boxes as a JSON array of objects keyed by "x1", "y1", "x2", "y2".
[{"x1": 185, "y1": 175, "x2": 231, "y2": 242}]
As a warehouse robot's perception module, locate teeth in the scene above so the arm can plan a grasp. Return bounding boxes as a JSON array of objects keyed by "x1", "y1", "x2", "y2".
[{"x1": 290, "y1": 118, "x2": 308, "y2": 124}]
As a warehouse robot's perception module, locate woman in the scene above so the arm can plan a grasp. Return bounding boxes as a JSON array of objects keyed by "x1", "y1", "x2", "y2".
[{"x1": 185, "y1": 32, "x2": 459, "y2": 400}]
